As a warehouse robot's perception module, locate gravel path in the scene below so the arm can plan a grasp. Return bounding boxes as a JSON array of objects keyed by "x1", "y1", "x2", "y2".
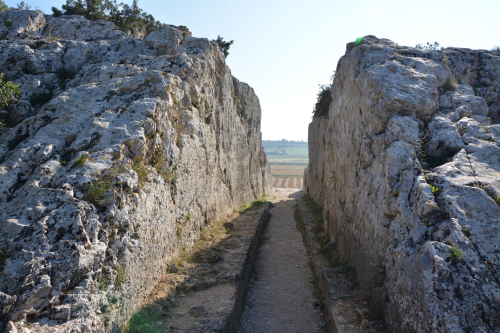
[{"x1": 238, "y1": 188, "x2": 325, "y2": 333}]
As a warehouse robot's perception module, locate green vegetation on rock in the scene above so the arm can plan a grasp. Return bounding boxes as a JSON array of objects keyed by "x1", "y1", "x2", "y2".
[
  {"x1": 0, "y1": 0, "x2": 8, "y2": 11},
  {"x1": 313, "y1": 71, "x2": 335, "y2": 117},
  {"x1": 263, "y1": 140, "x2": 308, "y2": 166},
  {"x1": 125, "y1": 309, "x2": 163, "y2": 333},
  {"x1": 0, "y1": 73, "x2": 20, "y2": 109},
  {"x1": 72, "y1": 153, "x2": 88, "y2": 168},
  {"x1": 443, "y1": 77, "x2": 458, "y2": 92},
  {"x1": 447, "y1": 242, "x2": 465, "y2": 262},
  {"x1": 52, "y1": 0, "x2": 161, "y2": 36},
  {"x1": 416, "y1": 42, "x2": 442, "y2": 50},
  {"x1": 212, "y1": 35, "x2": 233, "y2": 58}
]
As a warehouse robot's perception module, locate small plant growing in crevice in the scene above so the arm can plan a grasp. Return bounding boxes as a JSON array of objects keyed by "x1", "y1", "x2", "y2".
[
  {"x1": 84, "y1": 165, "x2": 124, "y2": 207},
  {"x1": 447, "y1": 242, "x2": 465, "y2": 263},
  {"x1": 98, "y1": 270, "x2": 109, "y2": 291},
  {"x1": 494, "y1": 194, "x2": 500, "y2": 205},
  {"x1": 150, "y1": 146, "x2": 176, "y2": 182},
  {"x1": 430, "y1": 184, "x2": 441, "y2": 196},
  {"x1": 0, "y1": 249, "x2": 9, "y2": 265},
  {"x1": 59, "y1": 153, "x2": 72, "y2": 166},
  {"x1": 457, "y1": 124, "x2": 467, "y2": 136},
  {"x1": 72, "y1": 153, "x2": 88, "y2": 168},
  {"x1": 475, "y1": 183, "x2": 500, "y2": 206},
  {"x1": 132, "y1": 160, "x2": 149, "y2": 185},
  {"x1": 85, "y1": 179, "x2": 114, "y2": 207},
  {"x1": 115, "y1": 264, "x2": 126, "y2": 287},
  {"x1": 4, "y1": 18, "x2": 12, "y2": 27},
  {"x1": 159, "y1": 166, "x2": 176, "y2": 183},
  {"x1": 443, "y1": 77, "x2": 458, "y2": 93},
  {"x1": 414, "y1": 133, "x2": 429, "y2": 169}
]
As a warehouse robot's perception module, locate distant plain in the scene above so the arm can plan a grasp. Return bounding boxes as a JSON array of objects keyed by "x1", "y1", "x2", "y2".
[{"x1": 263, "y1": 140, "x2": 308, "y2": 188}]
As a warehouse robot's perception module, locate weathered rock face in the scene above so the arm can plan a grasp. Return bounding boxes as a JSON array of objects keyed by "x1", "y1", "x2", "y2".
[
  {"x1": 305, "y1": 36, "x2": 500, "y2": 332},
  {"x1": 0, "y1": 9, "x2": 271, "y2": 332}
]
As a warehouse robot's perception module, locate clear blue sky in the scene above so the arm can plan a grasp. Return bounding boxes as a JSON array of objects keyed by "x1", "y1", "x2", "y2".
[{"x1": 9, "y1": 0, "x2": 500, "y2": 141}]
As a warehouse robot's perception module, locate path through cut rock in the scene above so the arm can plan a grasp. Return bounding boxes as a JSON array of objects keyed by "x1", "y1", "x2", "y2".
[{"x1": 238, "y1": 188, "x2": 325, "y2": 333}]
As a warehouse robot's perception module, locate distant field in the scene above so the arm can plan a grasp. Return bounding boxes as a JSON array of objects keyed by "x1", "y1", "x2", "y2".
[
  {"x1": 272, "y1": 176, "x2": 304, "y2": 189},
  {"x1": 267, "y1": 155, "x2": 309, "y2": 165},
  {"x1": 269, "y1": 165, "x2": 306, "y2": 189},
  {"x1": 284, "y1": 147, "x2": 308, "y2": 156},
  {"x1": 263, "y1": 140, "x2": 308, "y2": 188},
  {"x1": 271, "y1": 165, "x2": 306, "y2": 177}
]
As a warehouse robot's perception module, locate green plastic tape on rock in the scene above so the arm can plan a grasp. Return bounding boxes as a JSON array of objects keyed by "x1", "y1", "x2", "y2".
[{"x1": 355, "y1": 37, "x2": 364, "y2": 45}]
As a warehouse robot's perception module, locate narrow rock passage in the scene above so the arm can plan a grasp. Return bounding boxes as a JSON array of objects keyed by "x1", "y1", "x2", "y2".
[{"x1": 239, "y1": 188, "x2": 325, "y2": 333}]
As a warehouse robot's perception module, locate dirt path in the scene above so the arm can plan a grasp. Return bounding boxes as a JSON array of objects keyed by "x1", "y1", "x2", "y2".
[{"x1": 238, "y1": 188, "x2": 325, "y2": 333}]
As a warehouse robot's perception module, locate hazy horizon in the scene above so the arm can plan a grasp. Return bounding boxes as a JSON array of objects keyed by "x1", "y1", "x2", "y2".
[{"x1": 11, "y1": 0, "x2": 500, "y2": 141}]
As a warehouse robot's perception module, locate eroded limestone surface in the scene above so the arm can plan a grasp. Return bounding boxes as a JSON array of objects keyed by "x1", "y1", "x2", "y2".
[
  {"x1": 0, "y1": 9, "x2": 271, "y2": 332},
  {"x1": 305, "y1": 36, "x2": 500, "y2": 332}
]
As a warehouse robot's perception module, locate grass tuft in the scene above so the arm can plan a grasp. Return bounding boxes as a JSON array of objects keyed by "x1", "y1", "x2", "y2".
[
  {"x1": 125, "y1": 308, "x2": 163, "y2": 333},
  {"x1": 447, "y1": 242, "x2": 465, "y2": 262},
  {"x1": 98, "y1": 271, "x2": 108, "y2": 291},
  {"x1": 115, "y1": 264, "x2": 126, "y2": 286},
  {"x1": 85, "y1": 179, "x2": 114, "y2": 207},
  {"x1": 84, "y1": 165, "x2": 125, "y2": 207},
  {"x1": 72, "y1": 153, "x2": 88, "y2": 168},
  {"x1": 237, "y1": 194, "x2": 268, "y2": 212},
  {"x1": 132, "y1": 161, "x2": 149, "y2": 185},
  {"x1": 0, "y1": 249, "x2": 9, "y2": 264},
  {"x1": 443, "y1": 77, "x2": 458, "y2": 93}
]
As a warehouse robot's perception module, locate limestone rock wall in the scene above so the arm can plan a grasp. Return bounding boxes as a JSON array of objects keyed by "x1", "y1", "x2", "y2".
[
  {"x1": 0, "y1": 10, "x2": 271, "y2": 332},
  {"x1": 305, "y1": 36, "x2": 500, "y2": 332}
]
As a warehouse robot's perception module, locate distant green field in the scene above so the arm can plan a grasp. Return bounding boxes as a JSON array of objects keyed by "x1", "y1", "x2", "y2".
[
  {"x1": 263, "y1": 140, "x2": 309, "y2": 165},
  {"x1": 267, "y1": 155, "x2": 308, "y2": 165},
  {"x1": 285, "y1": 147, "x2": 308, "y2": 156}
]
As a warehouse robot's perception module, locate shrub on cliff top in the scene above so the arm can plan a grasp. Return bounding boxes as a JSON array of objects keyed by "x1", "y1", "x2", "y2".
[
  {"x1": 16, "y1": 1, "x2": 31, "y2": 10},
  {"x1": 212, "y1": 35, "x2": 233, "y2": 58},
  {"x1": 0, "y1": 0, "x2": 8, "y2": 11},
  {"x1": 52, "y1": 0, "x2": 161, "y2": 36},
  {"x1": 416, "y1": 42, "x2": 443, "y2": 50},
  {"x1": 312, "y1": 71, "x2": 335, "y2": 118}
]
